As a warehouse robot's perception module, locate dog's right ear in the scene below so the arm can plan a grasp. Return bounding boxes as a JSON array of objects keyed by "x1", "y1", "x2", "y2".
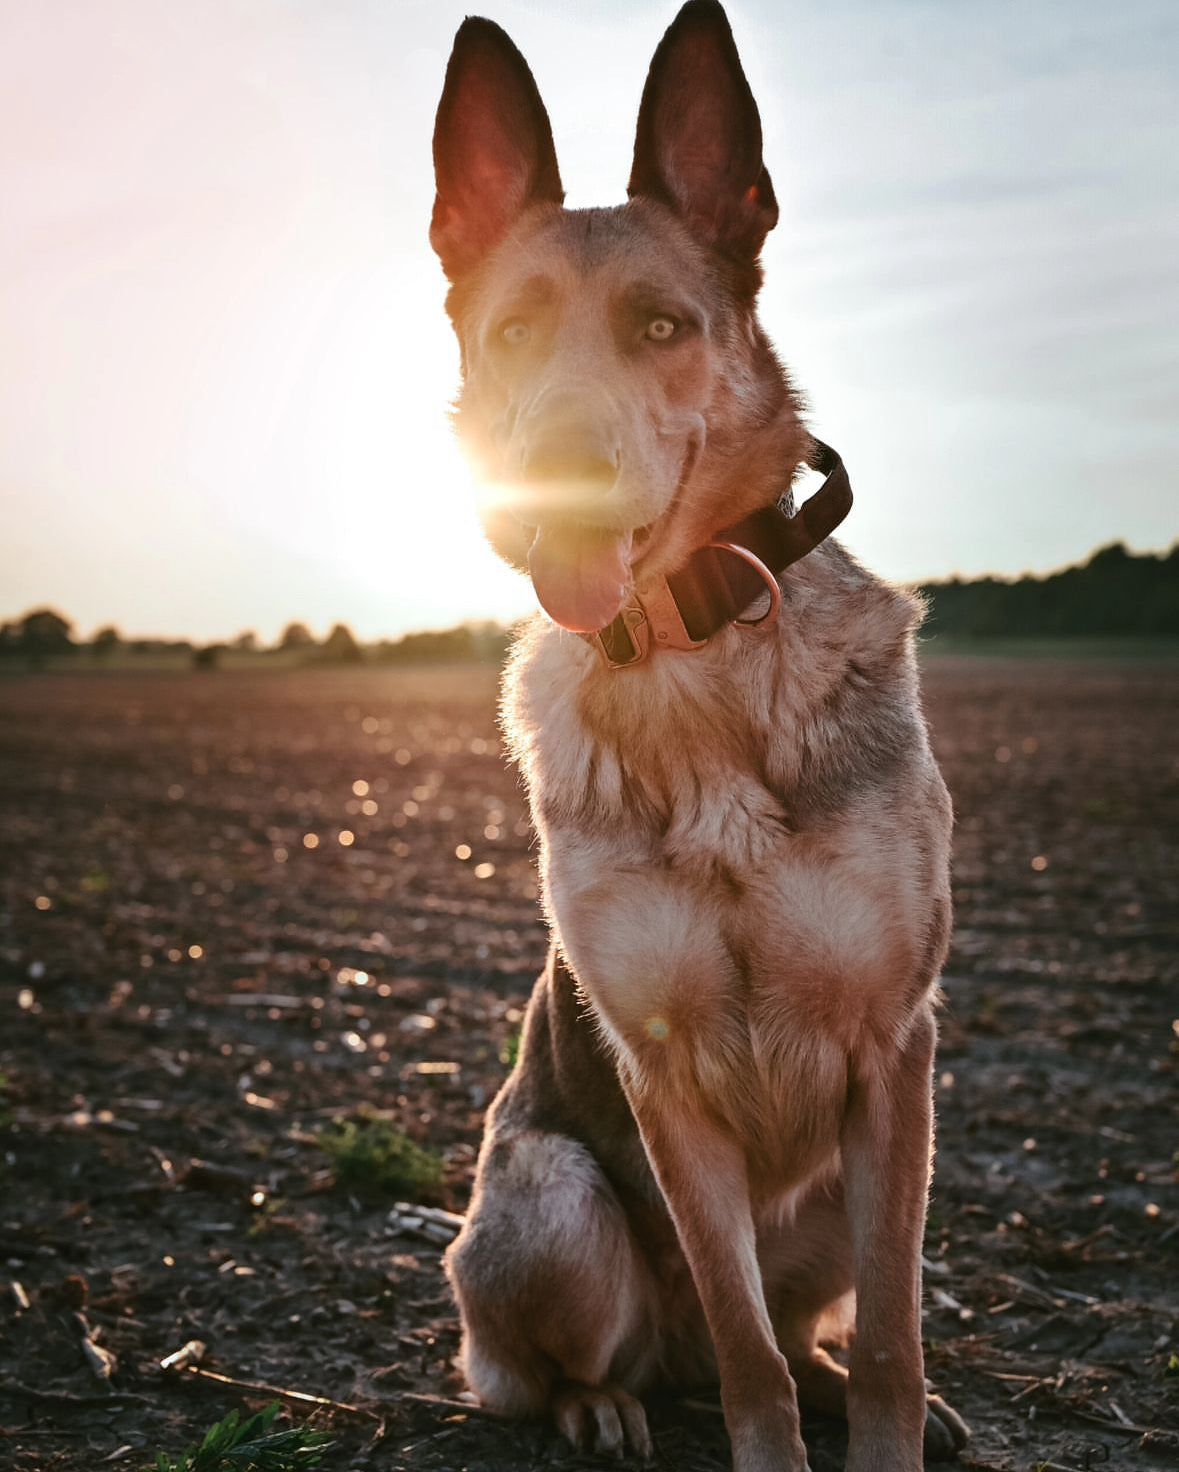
[{"x1": 430, "y1": 18, "x2": 563, "y2": 282}]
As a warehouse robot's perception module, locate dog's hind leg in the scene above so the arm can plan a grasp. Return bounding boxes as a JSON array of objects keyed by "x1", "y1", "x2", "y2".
[
  {"x1": 765, "y1": 1186, "x2": 969, "y2": 1460},
  {"x1": 444, "y1": 1128, "x2": 654, "y2": 1458},
  {"x1": 775, "y1": 1303, "x2": 968, "y2": 1462}
]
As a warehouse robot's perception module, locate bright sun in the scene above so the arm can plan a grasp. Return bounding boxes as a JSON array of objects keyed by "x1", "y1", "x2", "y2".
[
  {"x1": 188, "y1": 277, "x2": 539, "y2": 644},
  {"x1": 350, "y1": 426, "x2": 533, "y2": 632}
]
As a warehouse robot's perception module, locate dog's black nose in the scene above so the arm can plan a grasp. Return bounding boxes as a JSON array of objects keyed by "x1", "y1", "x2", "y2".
[{"x1": 521, "y1": 433, "x2": 619, "y2": 498}]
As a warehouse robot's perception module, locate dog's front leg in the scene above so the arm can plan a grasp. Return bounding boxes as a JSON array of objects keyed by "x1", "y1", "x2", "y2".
[
  {"x1": 621, "y1": 1073, "x2": 811, "y2": 1472},
  {"x1": 841, "y1": 1006, "x2": 937, "y2": 1472}
]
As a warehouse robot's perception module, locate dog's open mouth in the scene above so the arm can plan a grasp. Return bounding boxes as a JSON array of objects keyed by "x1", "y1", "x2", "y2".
[
  {"x1": 526, "y1": 523, "x2": 636, "y2": 634},
  {"x1": 521, "y1": 442, "x2": 694, "y2": 634}
]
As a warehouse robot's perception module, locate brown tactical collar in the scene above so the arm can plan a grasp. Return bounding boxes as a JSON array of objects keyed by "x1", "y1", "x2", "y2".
[{"x1": 586, "y1": 439, "x2": 852, "y2": 669}]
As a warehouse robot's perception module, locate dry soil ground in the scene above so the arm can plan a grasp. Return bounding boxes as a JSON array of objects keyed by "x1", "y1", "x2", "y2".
[{"x1": 0, "y1": 655, "x2": 1176, "y2": 1471}]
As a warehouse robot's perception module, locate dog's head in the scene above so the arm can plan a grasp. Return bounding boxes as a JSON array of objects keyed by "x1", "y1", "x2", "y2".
[{"x1": 430, "y1": 0, "x2": 807, "y2": 633}]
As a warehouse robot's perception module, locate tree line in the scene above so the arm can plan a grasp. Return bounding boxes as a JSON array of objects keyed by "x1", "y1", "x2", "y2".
[
  {"x1": 918, "y1": 542, "x2": 1178, "y2": 639},
  {"x1": 0, "y1": 613, "x2": 511, "y2": 669},
  {"x1": 2, "y1": 541, "x2": 1174, "y2": 668}
]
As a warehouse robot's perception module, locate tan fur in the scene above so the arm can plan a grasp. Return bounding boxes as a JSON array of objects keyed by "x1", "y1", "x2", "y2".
[{"x1": 430, "y1": 6, "x2": 970, "y2": 1469}]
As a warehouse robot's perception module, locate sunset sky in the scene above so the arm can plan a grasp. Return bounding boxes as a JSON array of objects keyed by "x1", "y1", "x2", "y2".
[{"x1": 2, "y1": 0, "x2": 1176, "y2": 643}]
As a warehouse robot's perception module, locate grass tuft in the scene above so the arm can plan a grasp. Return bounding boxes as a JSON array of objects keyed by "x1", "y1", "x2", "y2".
[
  {"x1": 318, "y1": 1111, "x2": 443, "y2": 1199},
  {"x1": 147, "y1": 1402, "x2": 332, "y2": 1471}
]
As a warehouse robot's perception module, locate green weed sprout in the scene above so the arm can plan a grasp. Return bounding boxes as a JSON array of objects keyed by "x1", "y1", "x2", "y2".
[
  {"x1": 318, "y1": 1112, "x2": 443, "y2": 1199},
  {"x1": 148, "y1": 1402, "x2": 332, "y2": 1471}
]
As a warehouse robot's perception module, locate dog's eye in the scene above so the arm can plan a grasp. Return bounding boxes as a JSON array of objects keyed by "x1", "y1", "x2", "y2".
[
  {"x1": 500, "y1": 319, "x2": 531, "y2": 347},
  {"x1": 645, "y1": 316, "x2": 678, "y2": 343}
]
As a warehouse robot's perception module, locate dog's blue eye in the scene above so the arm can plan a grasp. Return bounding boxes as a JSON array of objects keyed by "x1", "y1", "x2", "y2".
[
  {"x1": 500, "y1": 319, "x2": 531, "y2": 346},
  {"x1": 645, "y1": 317, "x2": 677, "y2": 342}
]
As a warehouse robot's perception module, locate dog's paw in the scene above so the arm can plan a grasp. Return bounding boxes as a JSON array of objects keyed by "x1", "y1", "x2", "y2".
[
  {"x1": 923, "y1": 1393, "x2": 970, "y2": 1460},
  {"x1": 552, "y1": 1380, "x2": 653, "y2": 1461}
]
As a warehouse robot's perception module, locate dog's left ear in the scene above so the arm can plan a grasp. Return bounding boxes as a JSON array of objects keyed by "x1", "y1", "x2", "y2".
[
  {"x1": 431, "y1": 17, "x2": 564, "y2": 282},
  {"x1": 628, "y1": 0, "x2": 777, "y2": 261}
]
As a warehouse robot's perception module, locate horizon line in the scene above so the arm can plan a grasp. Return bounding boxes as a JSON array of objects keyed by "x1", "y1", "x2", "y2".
[{"x1": 3, "y1": 535, "x2": 1174, "y2": 648}]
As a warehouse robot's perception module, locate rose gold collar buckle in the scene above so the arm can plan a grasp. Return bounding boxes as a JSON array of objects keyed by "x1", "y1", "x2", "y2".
[{"x1": 587, "y1": 601, "x2": 649, "y2": 669}]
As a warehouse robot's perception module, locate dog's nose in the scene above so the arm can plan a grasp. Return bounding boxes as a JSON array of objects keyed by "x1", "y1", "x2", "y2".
[{"x1": 520, "y1": 431, "x2": 620, "y2": 499}]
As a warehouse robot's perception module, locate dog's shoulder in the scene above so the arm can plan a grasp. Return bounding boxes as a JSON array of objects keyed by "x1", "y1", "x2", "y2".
[{"x1": 770, "y1": 540, "x2": 938, "y2": 809}]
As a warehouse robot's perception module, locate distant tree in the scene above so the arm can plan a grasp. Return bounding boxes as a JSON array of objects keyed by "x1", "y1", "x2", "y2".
[
  {"x1": 231, "y1": 630, "x2": 258, "y2": 652},
  {"x1": 278, "y1": 621, "x2": 316, "y2": 652},
  {"x1": 321, "y1": 622, "x2": 363, "y2": 664},
  {"x1": 91, "y1": 625, "x2": 122, "y2": 660},
  {"x1": 192, "y1": 643, "x2": 226, "y2": 670},
  {"x1": 16, "y1": 608, "x2": 74, "y2": 667},
  {"x1": 371, "y1": 621, "x2": 512, "y2": 665},
  {"x1": 130, "y1": 638, "x2": 194, "y2": 657},
  {"x1": 469, "y1": 620, "x2": 513, "y2": 662}
]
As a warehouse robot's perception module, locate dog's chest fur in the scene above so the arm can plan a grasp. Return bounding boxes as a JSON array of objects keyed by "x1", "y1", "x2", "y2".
[{"x1": 502, "y1": 545, "x2": 953, "y2": 1193}]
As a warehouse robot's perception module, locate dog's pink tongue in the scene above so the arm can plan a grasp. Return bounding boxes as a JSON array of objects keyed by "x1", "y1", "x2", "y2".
[{"x1": 528, "y1": 524, "x2": 633, "y2": 633}]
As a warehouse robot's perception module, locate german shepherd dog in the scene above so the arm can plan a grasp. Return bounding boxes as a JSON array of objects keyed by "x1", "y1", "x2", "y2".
[{"x1": 428, "y1": 4, "x2": 970, "y2": 1469}]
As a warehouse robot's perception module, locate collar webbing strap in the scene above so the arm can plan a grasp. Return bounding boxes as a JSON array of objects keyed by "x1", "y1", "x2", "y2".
[{"x1": 591, "y1": 438, "x2": 852, "y2": 668}]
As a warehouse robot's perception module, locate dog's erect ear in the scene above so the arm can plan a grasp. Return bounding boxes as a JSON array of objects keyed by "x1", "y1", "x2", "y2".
[
  {"x1": 629, "y1": 0, "x2": 777, "y2": 260},
  {"x1": 430, "y1": 18, "x2": 563, "y2": 282}
]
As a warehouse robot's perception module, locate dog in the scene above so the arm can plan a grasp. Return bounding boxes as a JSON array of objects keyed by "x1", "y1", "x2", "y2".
[{"x1": 428, "y1": 4, "x2": 970, "y2": 1469}]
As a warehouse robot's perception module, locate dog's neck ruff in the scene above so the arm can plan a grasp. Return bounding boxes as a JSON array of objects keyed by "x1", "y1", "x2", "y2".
[{"x1": 586, "y1": 439, "x2": 852, "y2": 669}]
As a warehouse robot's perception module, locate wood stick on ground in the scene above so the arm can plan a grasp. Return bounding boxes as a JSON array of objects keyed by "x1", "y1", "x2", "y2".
[
  {"x1": 1073, "y1": 1408, "x2": 1158, "y2": 1436},
  {"x1": 168, "y1": 1364, "x2": 498, "y2": 1424},
  {"x1": 392, "y1": 1390, "x2": 500, "y2": 1418},
  {"x1": 175, "y1": 1365, "x2": 380, "y2": 1420},
  {"x1": 1, "y1": 1383, "x2": 150, "y2": 1408}
]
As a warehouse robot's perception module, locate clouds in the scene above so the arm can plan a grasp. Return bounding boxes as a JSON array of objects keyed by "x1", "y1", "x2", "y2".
[{"x1": 752, "y1": 0, "x2": 1178, "y2": 576}]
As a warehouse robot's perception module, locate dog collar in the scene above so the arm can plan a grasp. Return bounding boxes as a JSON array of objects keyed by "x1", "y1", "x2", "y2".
[{"x1": 585, "y1": 439, "x2": 852, "y2": 669}]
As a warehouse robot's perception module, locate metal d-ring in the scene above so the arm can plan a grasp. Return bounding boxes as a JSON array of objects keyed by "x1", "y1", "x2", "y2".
[{"x1": 706, "y1": 541, "x2": 782, "y2": 628}]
